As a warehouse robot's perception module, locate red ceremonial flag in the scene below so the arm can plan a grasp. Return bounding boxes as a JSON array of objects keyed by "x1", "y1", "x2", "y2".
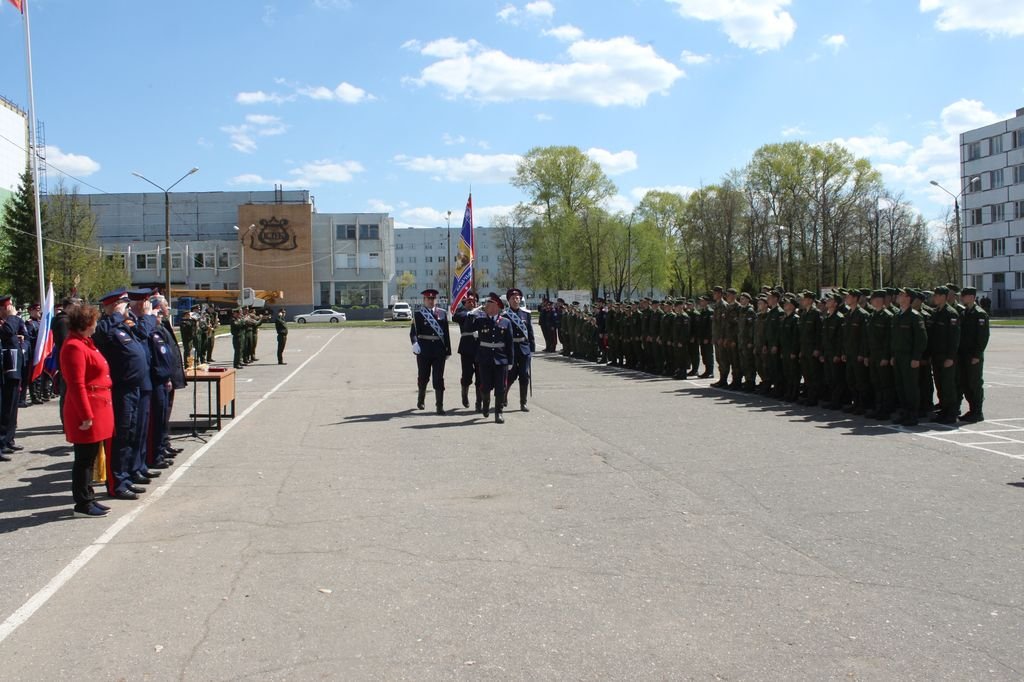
[{"x1": 7, "y1": 0, "x2": 24, "y2": 13}]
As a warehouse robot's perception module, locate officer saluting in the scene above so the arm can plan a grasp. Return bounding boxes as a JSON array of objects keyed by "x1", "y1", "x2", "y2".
[
  {"x1": 410, "y1": 288, "x2": 452, "y2": 414},
  {"x1": 452, "y1": 291, "x2": 481, "y2": 411},
  {"x1": 502, "y1": 288, "x2": 535, "y2": 412},
  {"x1": 472, "y1": 292, "x2": 514, "y2": 423}
]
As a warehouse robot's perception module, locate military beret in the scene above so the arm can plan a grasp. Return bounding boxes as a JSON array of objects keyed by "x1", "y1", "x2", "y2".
[
  {"x1": 127, "y1": 288, "x2": 153, "y2": 301},
  {"x1": 933, "y1": 285, "x2": 949, "y2": 295},
  {"x1": 870, "y1": 289, "x2": 887, "y2": 300},
  {"x1": 712, "y1": 286, "x2": 724, "y2": 293},
  {"x1": 961, "y1": 287, "x2": 977, "y2": 296},
  {"x1": 98, "y1": 289, "x2": 127, "y2": 305}
]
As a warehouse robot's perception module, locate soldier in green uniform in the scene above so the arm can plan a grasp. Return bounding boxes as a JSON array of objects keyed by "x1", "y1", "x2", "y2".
[
  {"x1": 672, "y1": 299, "x2": 690, "y2": 379},
  {"x1": 912, "y1": 290, "x2": 934, "y2": 417},
  {"x1": 820, "y1": 293, "x2": 846, "y2": 409},
  {"x1": 890, "y1": 288, "x2": 928, "y2": 426},
  {"x1": 762, "y1": 290, "x2": 783, "y2": 397},
  {"x1": 193, "y1": 306, "x2": 210, "y2": 367},
  {"x1": 685, "y1": 300, "x2": 700, "y2": 377},
  {"x1": 797, "y1": 291, "x2": 823, "y2": 406},
  {"x1": 779, "y1": 295, "x2": 801, "y2": 402},
  {"x1": 928, "y1": 286, "x2": 960, "y2": 424},
  {"x1": 204, "y1": 304, "x2": 218, "y2": 363},
  {"x1": 736, "y1": 292, "x2": 756, "y2": 391},
  {"x1": 709, "y1": 286, "x2": 726, "y2": 382},
  {"x1": 230, "y1": 308, "x2": 245, "y2": 369},
  {"x1": 714, "y1": 288, "x2": 740, "y2": 388},
  {"x1": 179, "y1": 306, "x2": 197, "y2": 369},
  {"x1": 753, "y1": 295, "x2": 768, "y2": 390},
  {"x1": 957, "y1": 287, "x2": 989, "y2": 422},
  {"x1": 864, "y1": 290, "x2": 895, "y2": 420},
  {"x1": 695, "y1": 296, "x2": 713, "y2": 378},
  {"x1": 841, "y1": 290, "x2": 869, "y2": 414}
]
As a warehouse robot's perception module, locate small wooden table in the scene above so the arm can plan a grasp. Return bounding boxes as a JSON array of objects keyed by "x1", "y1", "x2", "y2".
[{"x1": 186, "y1": 368, "x2": 237, "y2": 430}]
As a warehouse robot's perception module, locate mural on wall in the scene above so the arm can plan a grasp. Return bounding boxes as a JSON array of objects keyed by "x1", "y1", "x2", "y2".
[{"x1": 250, "y1": 217, "x2": 298, "y2": 251}]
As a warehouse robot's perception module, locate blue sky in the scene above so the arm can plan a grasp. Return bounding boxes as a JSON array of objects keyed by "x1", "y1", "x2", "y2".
[{"x1": 1, "y1": 0, "x2": 1022, "y2": 228}]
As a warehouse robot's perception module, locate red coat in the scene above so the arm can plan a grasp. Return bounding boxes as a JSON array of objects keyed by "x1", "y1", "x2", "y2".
[{"x1": 60, "y1": 333, "x2": 114, "y2": 444}]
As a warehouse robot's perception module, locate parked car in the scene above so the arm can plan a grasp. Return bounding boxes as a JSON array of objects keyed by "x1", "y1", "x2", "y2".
[
  {"x1": 294, "y1": 309, "x2": 347, "y2": 324},
  {"x1": 391, "y1": 302, "x2": 412, "y2": 321}
]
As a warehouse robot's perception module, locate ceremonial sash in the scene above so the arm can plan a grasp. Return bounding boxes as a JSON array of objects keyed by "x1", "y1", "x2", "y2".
[
  {"x1": 419, "y1": 308, "x2": 445, "y2": 339},
  {"x1": 504, "y1": 310, "x2": 528, "y2": 338}
]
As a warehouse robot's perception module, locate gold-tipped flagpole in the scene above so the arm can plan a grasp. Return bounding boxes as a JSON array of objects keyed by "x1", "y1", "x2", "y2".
[{"x1": 20, "y1": 0, "x2": 47, "y2": 307}]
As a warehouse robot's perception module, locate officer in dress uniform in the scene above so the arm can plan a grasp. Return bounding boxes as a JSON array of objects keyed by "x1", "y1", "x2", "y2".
[
  {"x1": 93, "y1": 290, "x2": 151, "y2": 499},
  {"x1": 0, "y1": 294, "x2": 27, "y2": 456},
  {"x1": 452, "y1": 291, "x2": 481, "y2": 411},
  {"x1": 471, "y1": 292, "x2": 514, "y2": 423},
  {"x1": 410, "y1": 288, "x2": 452, "y2": 414},
  {"x1": 503, "y1": 287, "x2": 535, "y2": 412},
  {"x1": 153, "y1": 294, "x2": 185, "y2": 460},
  {"x1": 126, "y1": 289, "x2": 161, "y2": 482},
  {"x1": 145, "y1": 297, "x2": 178, "y2": 470}
]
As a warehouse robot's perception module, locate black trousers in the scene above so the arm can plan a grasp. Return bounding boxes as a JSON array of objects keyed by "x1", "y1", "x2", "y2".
[
  {"x1": 459, "y1": 353, "x2": 477, "y2": 388},
  {"x1": 416, "y1": 355, "x2": 446, "y2": 391},
  {"x1": 72, "y1": 441, "x2": 100, "y2": 511},
  {"x1": 0, "y1": 379, "x2": 21, "y2": 446},
  {"x1": 478, "y1": 363, "x2": 508, "y2": 406},
  {"x1": 277, "y1": 334, "x2": 287, "y2": 363}
]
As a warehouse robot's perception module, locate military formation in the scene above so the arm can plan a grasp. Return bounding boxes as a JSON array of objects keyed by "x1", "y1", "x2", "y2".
[
  {"x1": 229, "y1": 306, "x2": 267, "y2": 369},
  {"x1": 552, "y1": 284, "x2": 990, "y2": 427}
]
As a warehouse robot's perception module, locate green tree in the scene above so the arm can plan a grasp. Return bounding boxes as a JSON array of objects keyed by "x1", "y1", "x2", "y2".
[
  {"x1": 0, "y1": 169, "x2": 41, "y2": 303},
  {"x1": 396, "y1": 271, "x2": 415, "y2": 300},
  {"x1": 493, "y1": 205, "x2": 531, "y2": 289}
]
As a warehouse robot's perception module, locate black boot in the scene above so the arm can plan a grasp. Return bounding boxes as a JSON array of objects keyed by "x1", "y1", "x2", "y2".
[
  {"x1": 417, "y1": 386, "x2": 426, "y2": 410},
  {"x1": 495, "y1": 407, "x2": 504, "y2": 424},
  {"x1": 461, "y1": 385, "x2": 470, "y2": 408},
  {"x1": 436, "y1": 390, "x2": 445, "y2": 415},
  {"x1": 520, "y1": 383, "x2": 529, "y2": 412},
  {"x1": 482, "y1": 395, "x2": 490, "y2": 418}
]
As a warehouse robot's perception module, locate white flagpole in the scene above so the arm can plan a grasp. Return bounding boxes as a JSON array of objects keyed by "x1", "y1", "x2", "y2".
[{"x1": 22, "y1": 0, "x2": 47, "y2": 308}]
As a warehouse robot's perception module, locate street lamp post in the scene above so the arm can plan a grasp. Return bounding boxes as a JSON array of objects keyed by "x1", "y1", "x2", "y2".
[
  {"x1": 233, "y1": 224, "x2": 256, "y2": 305},
  {"x1": 930, "y1": 176, "x2": 981, "y2": 288},
  {"x1": 775, "y1": 225, "x2": 787, "y2": 288},
  {"x1": 132, "y1": 167, "x2": 199, "y2": 299}
]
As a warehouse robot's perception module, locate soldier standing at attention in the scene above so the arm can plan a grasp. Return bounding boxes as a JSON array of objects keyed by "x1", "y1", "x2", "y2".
[
  {"x1": 709, "y1": 287, "x2": 727, "y2": 385},
  {"x1": 820, "y1": 293, "x2": 846, "y2": 409},
  {"x1": 779, "y1": 295, "x2": 802, "y2": 402},
  {"x1": 762, "y1": 290, "x2": 783, "y2": 396},
  {"x1": 452, "y1": 291, "x2": 481, "y2": 410},
  {"x1": 204, "y1": 304, "x2": 218, "y2": 364},
  {"x1": 864, "y1": 290, "x2": 896, "y2": 420},
  {"x1": 179, "y1": 305, "x2": 196, "y2": 369},
  {"x1": 230, "y1": 309, "x2": 245, "y2": 370},
  {"x1": 912, "y1": 290, "x2": 935, "y2": 417},
  {"x1": 193, "y1": 306, "x2": 209, "y2": 367},
  {"x1": 957, "y1": 287, "x2": 989, "y2": 422},
  {"x1": 410, "y1": 289, "x2": 452, "y2": 414},
  {"x1": 472, "y1": 293, "x2": 514, "y2": 423},
  {"x1": 736, "y1": 292, "x2": 756, "y2": 391},
  {"x1": 274, "y1": 308, "x2": 288, "y2": 365},
  {"x1": 928, "y1": 286, "x2": 961, "y2": 424},
  {"x1": 697, "y1": 295, "x2": 714, "y2": 378},
  {"x1": 890, "y1": 288, "x2": 928, "y2": 427},
  {"x1": 752, "y1": 295, "x2": 768, "y2": 391},
  {"x1": 842, "y1": 289, "x2": 871, "y2": 414},
  {"x1": 503, "y1": 288, "x2": 535, "y2": 412}
]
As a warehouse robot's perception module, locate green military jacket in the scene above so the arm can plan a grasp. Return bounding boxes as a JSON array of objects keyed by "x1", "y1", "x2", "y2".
[
  {"x1": 959, "y1": 304, "x2": 989, "y2": 358},
  {"x1": 736, "y1": 304, "x2": 755, "y2": 348},
  {"x1": 890, "y1": 308, "x2": 927, "y2": 359},
  {"x1": 864, "y1": 308, "x2": 894, "y2": 359},
  {"x1": 798, "y1": 306, "x2": 822, "y2": 355},
  {"x1": 764, "y1": 305, "x2": 783, "y2": 349},
  {"x1": 779, "y1": 312, "x2": 801, "y2": 355},
  {"x1": 821, "y1": 310, "x2": 845, "y2": 358},
  {"x1": 927, "y1": 304, "x2": 960, "y2": 359}
]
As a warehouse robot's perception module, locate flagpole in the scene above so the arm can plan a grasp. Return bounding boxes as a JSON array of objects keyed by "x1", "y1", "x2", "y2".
[{"x1": 22, "y1": 0, "x2": 47, "y2": 308}]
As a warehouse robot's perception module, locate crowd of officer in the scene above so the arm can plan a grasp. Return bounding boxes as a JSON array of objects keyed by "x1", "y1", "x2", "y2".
[
  {"x1": 555, "y1": 284, "x2": 990, "y2": 427},
  {"x1": 0, "y1": 295, "x2": 58, "y2": 461}
]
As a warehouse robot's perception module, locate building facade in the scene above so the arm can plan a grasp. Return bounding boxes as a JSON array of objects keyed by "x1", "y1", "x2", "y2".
[
  {"x1": 0, "y1": 96, "x2": 28, "y2": 206},
  {"x1": 961, "y1": 106, "x2": 1024, "y2": 313},
  {"x1": 393, "y1": 226, "x2": 539, "y2": 306},
  {"x1": 75, "y1": 189, "x2": 395, "y2": 311}
]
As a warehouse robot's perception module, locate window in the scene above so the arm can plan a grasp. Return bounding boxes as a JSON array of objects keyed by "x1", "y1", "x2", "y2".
[
  {"x1": 1017, "y1": 272, "x2": 1024, "y2": 289},
  {"x1": 425, "y1": 256, "x2": 433, "y2": 263},
  {"x1": 967, "y1": 141, "x2": 982, "y2": 160},
  {"x1": 135, "y1": 253, "x2": 156, "y2": 270},
  {"x1": 991, "y1": 135, "x2": 1003, "y2": 155},
  {"x1": 336, "y1": 224, "x2": 356, "y2": 240},
  {"x1": 218, "y1": 251, "x2": 231, "y2": 269},
  {"x1": 425, "y1": 242, "x2": 433, "y2": 250},
  {"x1": 359, "y1": 224, "x2": 379, "y2": 240},
  {"x1": 395, "y1": 243, "x2": 404, "y2": 250},
  {"x1": 171, "y1": 253, "x2": 183, "y2": 270},
  {"x1": 1014, "y1": 165, "x2": 1024, "y2": 184},
  {"x1": 197, "y1": 283, "x2": 211, "y2": 291},
  {"x1": 193, "y1": 252, "x2": 215, "y2": 269},
  {"x1": 481, "y1": 255, "x2": 489, "y2": 262},
  {"x1": 1015, "y1": 129, "x2": 1024, "y2": 148},
  {"x1": 438, "y1": 256, "x2": 445, "y2": 263},
  {"x1": 991, "y1": 203, "x2": 1005, "y2": 223},
  {"x1": 1017, "y1": 236, "x2": 1024, "y2": 254},
  {"x1": 969, "y1": 241, "x2": 984, "y2": 259},
  {"x1": 966, "y1": 274, "x2": 982, "y2": 289},
  {"x1": 426, "y1": 269, "x2": 433, "y2": 276},
  {"x1": 970, "y1": 208, "x2": 983, "y2": 225},
  {"x1": 1015, "y1": 201, "x2": 1024, "y2": 221},
  {"x1": 993, "y1": 238, "x2": 1006, "y2": 256},
  {"x1": 396, "y1": 256, "x2": 404, "y2": 263},
  {"x1": 105, "y1": 253, "x2": 126, "y2": 268},
  {"x1": 408, "y1": 256, "x2": 417, "y2": 263},
  {"x1": 368, "y1": 252, "x2": 380, "y2": 267},
  {"x1": 991, "y1": 169, "x2": 1004, "y2": 189}
]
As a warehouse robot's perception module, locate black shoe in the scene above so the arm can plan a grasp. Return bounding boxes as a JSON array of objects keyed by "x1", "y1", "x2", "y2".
[
  {"x1": 74, "y1": 504, "x2": 109, "y2": 518},
  {"x1": 521, "y1": 404, "x2": 530, "y2": 412},
  {"x1": 958, "y1": 411, "x2": 976, "y2": 422},
  {"x1": 710, "y1": 380, "x2": 727, "y2": 388},
  {"x1": 698, "y1": 372, "x2": 713, "y2": 379},
  {"x1": 278, "y1": 362, "x2": 287, "y2": 365},
  {"x1": 899, "y1": 417, "x2": 919, "y2": 427},
  {"x1": 436, "y1": 405, "x2": 445, "y2": 415},
  {"x1": 131, "y1": 474, "x2": 152, "y2": 485},
  {"x1": 150, "y1": 460, "x2": 171, "y2": 469},
  {"x1": 166, "y1": 446, "x2": 184, "y2": 454},
  {"x1": 933, "y1": 413, "x2": 957, "y2": 425},
  {"x1": 495, "y1": 412, "x2": 504, "y2": 424},
  {"x1": 128, "y1": 484, "x2": 146, "y2": 494},
  {"x1": 114, "y1": 490, "x2": 139, "y2": 500},
  {"x1": 92, "y1": 501, "x2": 111, "y2": 512},
  {"x1": 8, "y1": 444, "x2": 23, "y2": 451},
  {"x1": 142, "y1": 470, "x2": 161, "y2": 478},
  {"x1": 0, "y1": 453, "x2": 11, "y2": 462}
]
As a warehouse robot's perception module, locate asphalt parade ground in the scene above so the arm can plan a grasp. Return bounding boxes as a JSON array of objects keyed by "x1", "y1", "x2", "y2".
[{"x1": 1, "y1": 326, "x2": 1022, "y2": 680}]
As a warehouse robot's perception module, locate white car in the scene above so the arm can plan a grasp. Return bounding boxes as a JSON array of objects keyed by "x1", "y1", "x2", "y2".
[
  {"x1": 294, "y1": 309, "x2": 346, "y2": 324},
  {"x1": 391, "y1": 302, "x2": 412, "y2": 321}
]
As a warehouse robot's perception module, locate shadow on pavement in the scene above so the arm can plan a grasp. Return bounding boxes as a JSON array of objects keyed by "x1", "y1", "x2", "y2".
[
  {"x1": 403, "y1": 419, "x2": 480, "y2": 430},
  {"x1": 1006, "y1": 481, "x2": 1024, "y2": 489},
  {"x1": 0, "y1": 461, "x2": 76, "y2": 532},
  {"x1": 338, "y1": 409, "x2": 419, "y2": 424}
]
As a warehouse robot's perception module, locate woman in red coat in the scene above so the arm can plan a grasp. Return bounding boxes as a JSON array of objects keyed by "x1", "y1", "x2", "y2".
[{"x1": 60, "y1": 304, "x2": 114, "y2": 517}]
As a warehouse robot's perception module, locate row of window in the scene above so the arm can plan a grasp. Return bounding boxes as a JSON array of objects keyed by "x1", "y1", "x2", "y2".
[
  {"x1": 963, "y1": 273, "x2": 1024, "y2": 290},
  {"x1": 394, "y1": 254, "x2": 491, "y2": 264},
  {"x1": 966, "y1": 129, "x2": 1024, "y2": 160},
  {"x1": 335, "y1": 224, "x2": 380, "y2": 240},
  {"x1": 133, "y1": 252, "x2": 235, "y2": 271},
  {"x1": 966, "y1": 236, "x2": 1024, "y2": 259},
  {"x1": 982, "y1": 165, "x2": 1024, "y2": 190},
  {"x1": 968, "y1": 200, "x2": 1024, "y2": 225},
  {"x1": 333, "y1": 252, "x2": 381, "y2": 269}
]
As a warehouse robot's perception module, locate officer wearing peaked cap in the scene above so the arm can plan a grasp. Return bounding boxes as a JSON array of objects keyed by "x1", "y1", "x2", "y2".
[
  {"x1": 0, "y1": 293, "x2": 28, "y2": 456},
  {"x1": 472, "y1": 292, "x2": 514, "y2": 423},
  {"x1": 410, "y1": 288, "x2": 452, "y2": 414},
  {"x1": 502, "y1": 288, "x2": 535, "y2": 412}
]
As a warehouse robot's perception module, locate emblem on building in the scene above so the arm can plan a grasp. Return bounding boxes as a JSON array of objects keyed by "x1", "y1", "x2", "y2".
[{"x1": 251, "y1": 217, "x2": 298, "y2": 251}]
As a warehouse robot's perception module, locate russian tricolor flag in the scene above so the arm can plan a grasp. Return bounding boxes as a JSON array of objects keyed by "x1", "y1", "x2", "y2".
[{"x1": 30, "y1": 281, "x2": 53, "y2": 382}]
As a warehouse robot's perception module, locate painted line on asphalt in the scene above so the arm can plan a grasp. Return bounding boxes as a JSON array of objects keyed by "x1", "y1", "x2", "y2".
[{"x1": 0, "y1": 330, "x2": 342, "y2": 646}]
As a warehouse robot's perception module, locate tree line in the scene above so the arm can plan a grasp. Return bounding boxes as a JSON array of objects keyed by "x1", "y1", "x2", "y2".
[{"x1": 499, "y1": 142, "x2": 955, "y2": 300}]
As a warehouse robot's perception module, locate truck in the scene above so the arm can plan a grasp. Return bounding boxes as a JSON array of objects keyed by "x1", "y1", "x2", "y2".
[{"x1": 171, "y1": 287, "x2": 284, "y2": 324}]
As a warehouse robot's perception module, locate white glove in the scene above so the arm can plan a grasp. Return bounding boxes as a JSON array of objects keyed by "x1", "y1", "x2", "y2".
[{"x1": 412, "y1": 342, "x2": 421, "y2": 355}]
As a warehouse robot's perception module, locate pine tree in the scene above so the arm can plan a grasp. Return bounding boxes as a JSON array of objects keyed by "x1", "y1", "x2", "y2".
[{"x1": 0, "y1": 169, "x2": 41, "y2": 304}]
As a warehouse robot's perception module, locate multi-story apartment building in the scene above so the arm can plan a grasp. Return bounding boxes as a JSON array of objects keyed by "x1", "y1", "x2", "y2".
[
  {"x1": 0, "y1": 96, "x2": 28, "y2": 206},
  {"x1": 961, "y1": 106, "x2": 1024, "y2": 312}
]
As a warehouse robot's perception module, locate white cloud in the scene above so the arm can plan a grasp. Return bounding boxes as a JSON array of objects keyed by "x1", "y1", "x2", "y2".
[
  {"x1": 535, "y1": 113, "x2": 553, "y2": 122},
  {"x1": 680, "y1": 49, "x2": 712, "y2": 65},
  {"x1": 525, "y1": 0, "x2": 555, "y2": 17},
  {"x1": 781, "y1": 125, "x2": 808, "y2": 137},
  {"x1": 406, "y1": 36, "x2": 683, "y2": 107},
  {"x1": 420, "y1": 37, "x2": 479, "y2": 59},
  {"x1": 397, "y1": 203, "x2": 518, "y2": 228},
  {"x1": 666, "y1": 0, "x2": 796, "y2": 51},
  {"x1": 630, "y1": 185, "x2": 697, "y2": 200},
  {"x1": 497, "y1": 4, "x2": 519, "y2": 22},
  {"x1": 821, "y1": 34, "x2": 846, "y2": 52},
  {"x1": 920, "y1": 0, "x2": 1024, "y2": 36},
  {"x1": 367, "y1": 198, "x2": 394, "y2": 213},
  {"x1": 544, "y1": 24, "x2": 584, "y2": 41},
  {"x1": 222, "y1": 126, "x2": 257, "y2": 153},
  {"x1": 585, "y1": 148, "x2": 638, "y2": 175},
  {"x1": 45, "y1": 146, "x2": 100, "y2": 177},
  {"x1": 236, "y1": 90, "x2": 290, "y2": 105},
  {"x1": 297, "y1": 81, "x2": 375, "y2": 103},
  {"x1": 222, "y1": 114, "x2": 288, "y2": 153},
  {"x1": 442, "y1": 132, "x2": 467, "y2": 145},
  {"x1": 602, "y1": 194, "x2": 636, "y2": 214},
  {"x1": 229, "y1": 159, "x2": 364, "y2": 188},
  {"x1": 394, "y1": 152, "x2": 522, "y2": 183},
  {"x1": 831, "y1": 135, "x2": 913, "y2": 160}
]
